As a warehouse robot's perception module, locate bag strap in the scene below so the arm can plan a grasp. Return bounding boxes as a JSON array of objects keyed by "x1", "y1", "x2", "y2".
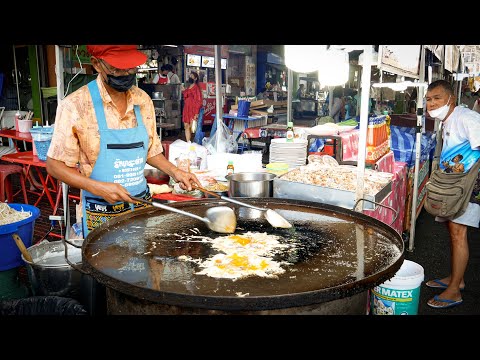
[{"x1": 432, "y1": 124, "x2": 443, "y2": 170}]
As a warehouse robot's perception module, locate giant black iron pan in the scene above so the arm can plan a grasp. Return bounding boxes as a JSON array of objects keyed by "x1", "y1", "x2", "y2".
[{"x1": 76, "y1": 198, "x2": 404, "y2": 312}]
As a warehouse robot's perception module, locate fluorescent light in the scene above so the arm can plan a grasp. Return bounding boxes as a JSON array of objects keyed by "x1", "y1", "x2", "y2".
[{"x1": 372, "y1": 81, "x2": 428, "y2": 91}]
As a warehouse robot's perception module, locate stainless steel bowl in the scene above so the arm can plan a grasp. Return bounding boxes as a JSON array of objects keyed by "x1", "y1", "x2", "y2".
[{"x1": 226, "y1": 172, "x2": 276, "y2": 198}]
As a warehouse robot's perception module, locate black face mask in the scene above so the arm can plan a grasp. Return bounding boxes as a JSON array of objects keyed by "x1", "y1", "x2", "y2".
[
  {"x1": 105, "y1": 73, "x2": 136, "y2": 92},
  {"x1": 188, "y1": 78, "x2": 195, "y2": 84}
]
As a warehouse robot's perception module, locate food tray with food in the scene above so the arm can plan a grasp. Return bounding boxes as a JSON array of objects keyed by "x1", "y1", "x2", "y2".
[
  {"x1": 273, "y1": 177, "x2": 391, "y2": 210},
  {"x1": 273, "y1": 164, "x2": 392, "y2": 210}
]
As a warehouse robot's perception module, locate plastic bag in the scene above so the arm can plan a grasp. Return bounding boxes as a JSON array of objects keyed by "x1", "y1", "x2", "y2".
[
  {"x1": 203, "y1": 119, "x2": 238, "y2": 155},
  {"x1": 308, "y1": 138, "x2": 325, "y2": 152},
  {"x1": 193, "y1": 108, "x2": 205, "y2": 145},
  {"x1": 0, "y1": 296, "x2": 87, "y2": 315}
]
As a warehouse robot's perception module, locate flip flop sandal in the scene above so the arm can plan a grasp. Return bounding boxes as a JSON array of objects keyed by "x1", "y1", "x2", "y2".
[
  {"x1": 425, "y1": 279, "x2": 465, "y2": 291},
  {"x1": 427, "y1": 295, "x2": 463, "y2": 309}
]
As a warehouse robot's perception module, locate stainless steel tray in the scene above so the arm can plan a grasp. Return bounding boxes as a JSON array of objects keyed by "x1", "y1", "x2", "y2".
[{"x1": 273, "y1": 177, "x2": 392, "y2": 210}]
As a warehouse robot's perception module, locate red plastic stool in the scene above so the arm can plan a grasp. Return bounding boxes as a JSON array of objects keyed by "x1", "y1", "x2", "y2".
[{"x1": 0, "y1": 164, "x2": 28, "y2": 204}]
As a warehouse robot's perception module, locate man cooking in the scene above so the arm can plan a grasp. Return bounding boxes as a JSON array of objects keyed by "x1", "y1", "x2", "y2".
[{"x1": 46, "y1": 45, "x2": 199, "y2": 237}]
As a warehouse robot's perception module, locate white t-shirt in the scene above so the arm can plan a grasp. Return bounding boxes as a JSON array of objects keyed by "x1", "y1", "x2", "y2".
[
  {"x1": 473, "y1": 99, "x2": 480, "y2": 114},
  {"x1": 167, "y1": 71, "x2": 181, "y2": 84},
  {"x1": 440, "y1": 106, "x2": 480, "y2": 173}
]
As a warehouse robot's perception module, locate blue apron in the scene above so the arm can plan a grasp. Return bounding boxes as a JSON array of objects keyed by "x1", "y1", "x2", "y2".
[{"x1": 82, "y1": 80, "x2": 151, "y2": 236}]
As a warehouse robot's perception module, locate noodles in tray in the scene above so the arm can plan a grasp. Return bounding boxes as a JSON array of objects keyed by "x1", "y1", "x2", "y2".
[{"x1": 0, "y1": 203, "x2": 32, "y2": 225}]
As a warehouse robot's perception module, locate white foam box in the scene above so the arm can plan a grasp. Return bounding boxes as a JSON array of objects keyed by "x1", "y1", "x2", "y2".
[{"x1": 168, "y1": 139, "x2": 208, "y2": 170}]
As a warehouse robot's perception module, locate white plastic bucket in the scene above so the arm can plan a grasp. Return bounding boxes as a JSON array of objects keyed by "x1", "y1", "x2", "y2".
[{"x1": 370, "y1": 260, "x2": 424, "y2": 315}]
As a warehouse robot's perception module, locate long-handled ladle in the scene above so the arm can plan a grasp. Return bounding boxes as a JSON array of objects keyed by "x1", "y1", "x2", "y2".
[
  {"x1": 192, "y1": 184, "x2": 292, "y2": 229},
  {"x1": 130, "y1": 196, "x2": 236, "y2": 234}
]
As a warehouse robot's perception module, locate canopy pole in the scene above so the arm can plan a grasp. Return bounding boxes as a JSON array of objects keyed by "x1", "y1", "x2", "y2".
[
  {"x1": 287, "y1": 68, "x2": 293, "y2": 123},
  {"x1": 408, "y1": 45, "x2": 426, "y2": 252},
  {"x1": 214, "y1": 45, "x2": 222, "y2": 152},
  {"x1": 54, "y1": 45, "x2": 70, "y2": 238},
  {"x1": 354, "y1": 45, "x2": 373, "y2": 212},
  {"x1": 354, "y1": 45, "x2": 373, "y2": 286}
]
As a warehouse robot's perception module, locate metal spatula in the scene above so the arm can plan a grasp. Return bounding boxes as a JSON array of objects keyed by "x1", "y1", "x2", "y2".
[
  {"x1": 193, "y1": 185, "x2": 293, "y2": 229},
  {"x1": 130, "y1": 196, "x2": 236, "y2": 234}
]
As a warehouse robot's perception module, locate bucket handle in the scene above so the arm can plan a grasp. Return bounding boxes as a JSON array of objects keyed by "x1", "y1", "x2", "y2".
[
  {"x1": 62, "y1": 238, "x2": 88, "y2": 275},
  {"x1": 353, "y1": 198, "x2": 398, "y2": 226}
]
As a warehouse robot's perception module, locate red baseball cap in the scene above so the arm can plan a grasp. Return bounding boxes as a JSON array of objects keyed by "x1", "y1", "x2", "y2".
[{"x1": 86, "y1": 45, "x2": 147, "y2": 69}]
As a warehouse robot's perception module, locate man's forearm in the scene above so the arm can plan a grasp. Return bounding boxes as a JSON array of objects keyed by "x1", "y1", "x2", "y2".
[
  {"x1": 46, "y1": 157, "x2": 94, "y2": 193},
  {"x1": 147, "y1": 153, "x2": 178, "y2": 178}
]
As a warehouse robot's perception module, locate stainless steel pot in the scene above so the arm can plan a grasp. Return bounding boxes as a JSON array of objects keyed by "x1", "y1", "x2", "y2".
[
  {"x1": 22, "y1": 239, "x2": 84, "y2": 299},
  {"x1": 152, "y1": 91, "x2": 163, "y2": 99},
  {"x1": 226, "y1": 172, "x2": 276, "y2": 198}
]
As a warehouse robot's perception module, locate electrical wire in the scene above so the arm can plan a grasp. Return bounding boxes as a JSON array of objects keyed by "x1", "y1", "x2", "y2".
[{"x1": 63, "y1": 45, "x2": 83, "y2": 98}]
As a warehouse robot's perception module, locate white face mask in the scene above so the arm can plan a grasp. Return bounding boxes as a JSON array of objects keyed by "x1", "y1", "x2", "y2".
[{"x1": 428, "y1": 95, "x2": 451, "y2": 121}]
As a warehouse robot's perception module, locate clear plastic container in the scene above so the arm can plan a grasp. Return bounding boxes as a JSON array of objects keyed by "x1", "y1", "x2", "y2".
[
  {"x1": 29, "y1": 127, "x2": 54, "y2": 161},
  {"x1": 188, "y1": 143, "x2": 198, "y2": 171}
]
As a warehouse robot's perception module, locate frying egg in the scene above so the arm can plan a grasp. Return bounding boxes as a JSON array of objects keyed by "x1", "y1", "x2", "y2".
[
  {"x1": 196, "y1": 252, "x2": 286, "y2": 280},
  {"x1": 193, "y1": 232, "x2": 292, "y2": 280}
]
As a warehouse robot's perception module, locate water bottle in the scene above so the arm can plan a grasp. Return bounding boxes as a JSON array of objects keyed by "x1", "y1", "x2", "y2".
[
  {"x1": 187, "y1": 142, "x2": 198, "y2": 171},
  {"x1": 286, "y1": 121, "x2": 294, "y2": 142}
]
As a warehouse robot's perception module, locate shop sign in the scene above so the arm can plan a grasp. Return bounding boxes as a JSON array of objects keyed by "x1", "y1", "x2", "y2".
[
  {"x1": 228, "y1": 45, "x2": 252, "y2": 56},
  {"x1": 379, "y1": 45, "x2": 421, "y2": 79},
  {"x1": 184, "y1": 45, "x2": 229, "y2": 58}
]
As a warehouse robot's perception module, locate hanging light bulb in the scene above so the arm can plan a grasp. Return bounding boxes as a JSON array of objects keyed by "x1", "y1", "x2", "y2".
[
  {"x1": 284, "y1": 45, "x2": 327, "y2": 73},
  {"x1": 318, "y1": 48, "x2": 349, "y2": 86}
]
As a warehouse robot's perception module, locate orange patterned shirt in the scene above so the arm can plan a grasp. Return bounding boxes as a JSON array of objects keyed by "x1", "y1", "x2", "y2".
[{"x1": 47, "y1": 76, "x2": 163, "y2": 178}]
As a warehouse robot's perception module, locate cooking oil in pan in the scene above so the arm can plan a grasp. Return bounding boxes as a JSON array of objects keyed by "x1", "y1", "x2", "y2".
[{"x1": 84, "y1": 205, "x2": 402, "y2": 298}]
